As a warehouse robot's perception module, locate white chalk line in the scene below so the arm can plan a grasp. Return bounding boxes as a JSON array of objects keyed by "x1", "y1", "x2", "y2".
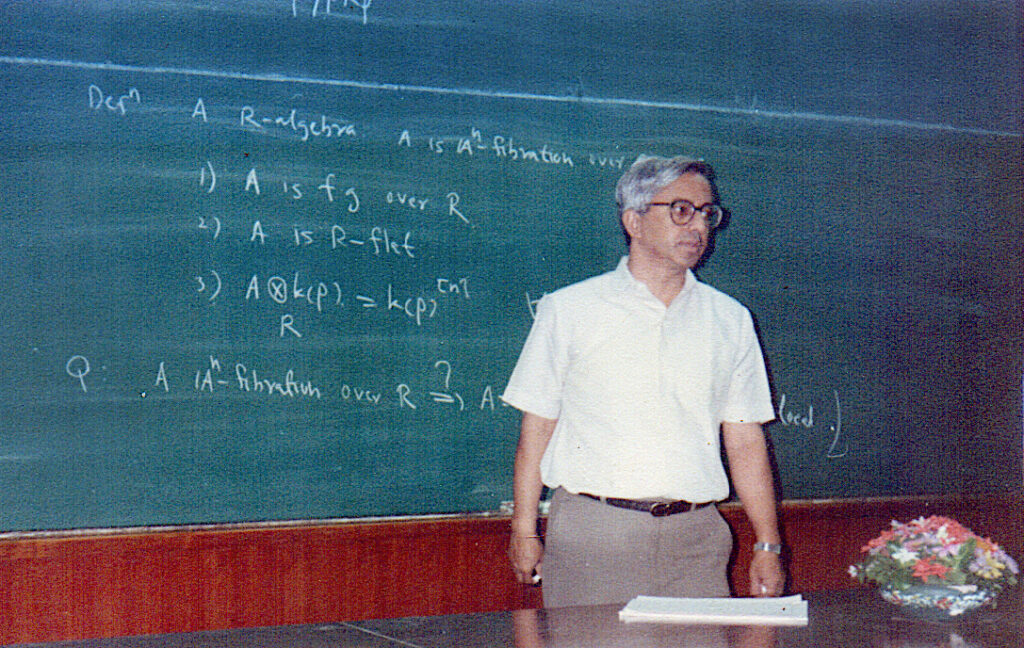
[{"x1": 0, "y1": 55, "x2": 1020, "y2": 138}]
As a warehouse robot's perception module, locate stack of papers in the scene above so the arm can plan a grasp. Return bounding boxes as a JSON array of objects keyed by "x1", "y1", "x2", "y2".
[{"x1": 619, "y1": 595, "x2": 808, "y2": 626}]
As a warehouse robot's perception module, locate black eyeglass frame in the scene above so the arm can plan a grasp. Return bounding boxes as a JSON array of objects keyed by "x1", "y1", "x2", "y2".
[{"x1": 646, "y1": 199, "x2": 724, "y2": 228}]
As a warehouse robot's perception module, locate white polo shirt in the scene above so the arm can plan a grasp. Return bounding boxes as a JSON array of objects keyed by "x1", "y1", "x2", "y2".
[{"x1": 501, "y1": 257, "x2": 775, "y2": 502}]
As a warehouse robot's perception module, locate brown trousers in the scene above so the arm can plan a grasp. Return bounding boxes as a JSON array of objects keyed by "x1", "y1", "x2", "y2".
[{"x1": 542, "y1": 488, "x2": 733, "y2": 608}]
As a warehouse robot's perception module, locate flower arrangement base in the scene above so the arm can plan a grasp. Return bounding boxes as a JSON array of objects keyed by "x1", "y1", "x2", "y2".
[{"x1": 880, "y1": 584, "x2": 995, "y2": 621}]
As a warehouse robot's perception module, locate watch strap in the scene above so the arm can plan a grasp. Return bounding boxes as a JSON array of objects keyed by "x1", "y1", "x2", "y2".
[{"x1": 753, "y1": 541, "x2": 783, "y2": 554}]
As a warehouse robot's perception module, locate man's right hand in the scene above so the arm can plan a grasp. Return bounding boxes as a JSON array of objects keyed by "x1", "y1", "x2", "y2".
[{"x1": 508, "y1": 534, "x2": 544, "y2": 584}]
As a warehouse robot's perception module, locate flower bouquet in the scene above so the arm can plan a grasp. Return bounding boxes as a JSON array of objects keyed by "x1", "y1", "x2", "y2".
[{"x1": 849, "y1": 515, "x2": 1019, "y2": 619}]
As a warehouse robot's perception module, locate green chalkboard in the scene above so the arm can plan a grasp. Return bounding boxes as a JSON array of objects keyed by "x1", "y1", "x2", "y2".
[{"x1": 0, "y1": 1, "x2": 1021, "y2": 531}]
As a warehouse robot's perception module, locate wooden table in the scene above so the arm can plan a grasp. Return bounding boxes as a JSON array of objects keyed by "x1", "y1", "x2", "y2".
[{"x1": 16, "y1": 589, "x2": 1021, "y2": 648}]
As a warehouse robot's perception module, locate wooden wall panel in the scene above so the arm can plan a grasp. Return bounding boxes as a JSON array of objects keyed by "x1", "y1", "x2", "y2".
[{"x1": 2, "y1": 495, "x2": 1020, "y2": 644}]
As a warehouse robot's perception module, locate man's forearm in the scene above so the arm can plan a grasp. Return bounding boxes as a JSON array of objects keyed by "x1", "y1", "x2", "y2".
[
  {"x1": 508, "y1": 412, "x2": 557, "y2": 584},
  {"x1": 722, "y1": 422, "x2": 781, "y2": 543},
  {"x1": 511, "y1": 413, "x2": 557, "y2": 535}
]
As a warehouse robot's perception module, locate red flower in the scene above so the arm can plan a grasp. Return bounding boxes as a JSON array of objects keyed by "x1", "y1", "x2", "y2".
[
  {"x1": 913, "y1": 559, "x2": 951, "y2": 581},
  {"x1": 863, "y1": 530, "x2": 895, "y2": 552}
]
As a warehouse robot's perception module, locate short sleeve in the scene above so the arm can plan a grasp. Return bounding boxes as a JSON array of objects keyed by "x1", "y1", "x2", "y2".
[
  {"x1": 500, "y1": 295, "x2": 568, "y2": 420},
  {"x1": 721, "y1": 313, "x2": 776, "y2": 425}
]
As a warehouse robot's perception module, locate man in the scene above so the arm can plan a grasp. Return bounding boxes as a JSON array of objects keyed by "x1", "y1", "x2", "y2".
[{"x1": 502, "y1": 155, "x2": 784, "y2": 607}]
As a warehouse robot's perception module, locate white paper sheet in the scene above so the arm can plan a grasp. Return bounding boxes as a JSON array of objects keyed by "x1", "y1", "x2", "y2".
[{"x1": 619, "y1": 594, "x2": 808, "y2": 626}]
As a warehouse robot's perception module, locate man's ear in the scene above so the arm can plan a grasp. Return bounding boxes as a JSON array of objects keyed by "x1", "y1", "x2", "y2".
[{"x1": 621, "y1": 208, "x2": 642, "y2": 241}]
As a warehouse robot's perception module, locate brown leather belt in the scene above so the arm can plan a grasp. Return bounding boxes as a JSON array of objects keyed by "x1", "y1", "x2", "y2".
[{"x1": 579, "y1": 493, "x2": 712, "y2": 517}]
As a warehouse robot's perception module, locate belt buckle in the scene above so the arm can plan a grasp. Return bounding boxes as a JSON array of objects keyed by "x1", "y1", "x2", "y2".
[{"x1": 649, "y1": 501, "x2": 671, "y2": 517}]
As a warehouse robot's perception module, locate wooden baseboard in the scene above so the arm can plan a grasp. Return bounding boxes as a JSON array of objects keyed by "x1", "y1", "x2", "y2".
[{"x1": 2, "y1": 493, "x2": 1020, "y2": 644}]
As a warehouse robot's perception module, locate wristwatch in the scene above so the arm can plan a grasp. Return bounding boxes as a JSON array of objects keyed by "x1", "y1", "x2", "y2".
[{"x1": 753, "y1": 542, "x2": 784, "y2": 554}]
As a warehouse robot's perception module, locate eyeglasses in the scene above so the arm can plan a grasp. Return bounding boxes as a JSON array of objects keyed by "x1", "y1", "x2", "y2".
[{"x1": 647, "y1": 199, "x2": 723, "y2": 228}]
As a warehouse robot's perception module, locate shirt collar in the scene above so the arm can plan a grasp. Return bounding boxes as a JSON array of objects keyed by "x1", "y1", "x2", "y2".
[{"x1": 612, "y1": 256, "x2": 699, "y2": 304}]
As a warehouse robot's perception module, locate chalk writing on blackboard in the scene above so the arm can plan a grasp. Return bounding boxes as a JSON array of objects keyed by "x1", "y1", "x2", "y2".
[
  {"x1": 776, "y1": 390, "x2": 848, "y2": 460},
  {"x1": 88, "y1": 84, "x2": 139, "y2": 116},
  {"x1": 826, "y1": 390, "x2": 848, "y2": 459},
  {"x1": 525, "y1": 292, "x2": 544, "y2": 319},
  {"x1": 777, "y1": 393, "x2": 814, "y2": 428},
  {"x1": 90, "y1": 354, "x2": 502, "y2": 412},
  {"x1": 289, "y1": 0, "x2": 372, "y2": 25},
  {"x1": 218, "y1": 363, "x2": 324, "y2": 400},
  {"x1": 203, "y1": 165, "x2": 469, "y2": 228},
  {"x1": 240, "y1": 105, "x2": 357, "y2": 142},
  {"x1": 195, "y1": 270, "x2": 222, "y2": 302},
  {"x1": 199, "y1": 161, "x2": 217, "y2": 193},
  {"x1": 66, "y1": 355, "x2": 91, "y2": 393},
  {"x1": 198, "y1": 217, "x2": 222, "y2": 240},
  {"x1": 429, "y1": 359, "x2": 465, "y2": 411}
]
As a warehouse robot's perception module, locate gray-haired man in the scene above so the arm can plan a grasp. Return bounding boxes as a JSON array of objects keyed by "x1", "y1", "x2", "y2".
[{"x1": 503, "y1": 155, "x2": 785, "y2": 607}]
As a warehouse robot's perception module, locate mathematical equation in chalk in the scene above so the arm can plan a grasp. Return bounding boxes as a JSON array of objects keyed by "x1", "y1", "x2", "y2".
[
  {"x1": 196, "y1": 161, "x2": 472, "y2": 228},
  {"x1": 67, "y1": 354, "x2": 509, "y2": 415},
  {"x1": 92, "y1": 85, "x2": 627, "y2": 172}
]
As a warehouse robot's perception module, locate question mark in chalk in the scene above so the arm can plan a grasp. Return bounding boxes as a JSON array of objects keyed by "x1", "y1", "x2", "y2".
[
  {"x1": 66, "y1": 355, "x2": 91, "y2": 393},
  {"x1": 435, "y1": 359, "x2": 452, "y2": 390}
]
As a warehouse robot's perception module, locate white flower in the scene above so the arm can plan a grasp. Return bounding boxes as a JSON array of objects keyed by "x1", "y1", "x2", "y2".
[{"x1": 892, "y1": 547, "x2": 919, "y2": 564}]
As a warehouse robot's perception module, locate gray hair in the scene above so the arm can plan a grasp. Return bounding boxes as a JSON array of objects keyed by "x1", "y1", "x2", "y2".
[{"x1": 615, "y1": 155, "x2": 718, "y2": 245}]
